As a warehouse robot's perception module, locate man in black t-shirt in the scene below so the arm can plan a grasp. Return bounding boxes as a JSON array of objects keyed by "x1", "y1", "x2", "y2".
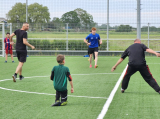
[
  {"x1": 111, "y1": 39, "x2": 160, "y2": 94},
  {"x1": 10, "y1": 22, "x2": 35, "y2": 82}
]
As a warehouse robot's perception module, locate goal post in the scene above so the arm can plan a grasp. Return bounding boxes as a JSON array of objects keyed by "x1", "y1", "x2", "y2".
[
  {"x1": 0, "y1": 23, "x2": 12, "y2": 57},
  {"x1": 0, "y1": 23, "x2": 5, "y2": 57}
]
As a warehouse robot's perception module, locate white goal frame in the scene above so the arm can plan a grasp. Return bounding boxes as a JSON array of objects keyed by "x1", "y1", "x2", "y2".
[{"x1": 0, "y1": 23, "x2": 12, "y2": 57}]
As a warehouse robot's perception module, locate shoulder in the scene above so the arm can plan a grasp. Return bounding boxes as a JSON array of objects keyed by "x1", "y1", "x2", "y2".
[
  {"x1": 95, "y1": 33, "x2": 100, "y2": 36},
  {"x1": 52, "y1": 66, "x2": 58, "y2": 70},
  {"x1": 64, "y1": 66, "x2": 69, "y2": 70},
  {"x1": 23, "y1": 31, "x2": 27, "y2": 34},
  {"x1": 87, "y1": 34, "x2": 91, "y2": 37},
  {"x1": 16, "y1": 29, "x2": 20, "y2": 32}
]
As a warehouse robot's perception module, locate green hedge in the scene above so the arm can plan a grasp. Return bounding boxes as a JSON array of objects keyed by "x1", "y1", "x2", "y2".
[{"x1": 27, "y1": 40, "x2": 108, "y2": 50}]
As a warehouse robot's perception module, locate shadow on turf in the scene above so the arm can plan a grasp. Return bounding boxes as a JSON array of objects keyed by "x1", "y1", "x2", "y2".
[{"x1": 122, "y1": 91, "x2": 159, "y2": 95}]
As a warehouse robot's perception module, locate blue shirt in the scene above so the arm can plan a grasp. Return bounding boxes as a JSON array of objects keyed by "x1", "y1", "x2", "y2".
[{"x1": 86, "y1": 33, "x2": 100, "y2": 48}]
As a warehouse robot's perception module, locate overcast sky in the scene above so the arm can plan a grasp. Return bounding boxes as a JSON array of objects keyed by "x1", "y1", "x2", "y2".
[{"x1": 0, "y1": 0, "x2": 159, "y2": 26}]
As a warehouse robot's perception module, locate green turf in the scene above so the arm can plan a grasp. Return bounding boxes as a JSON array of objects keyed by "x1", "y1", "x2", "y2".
[
  {"x1": 105, "y1": 57, "x2": 160, "y2": 119},
  {"x1": 1, "y1": 56, "x2": 160, "y2": 119},
  {"x1": 0, "y1": 56, "x2": 126, "y2": 119}
]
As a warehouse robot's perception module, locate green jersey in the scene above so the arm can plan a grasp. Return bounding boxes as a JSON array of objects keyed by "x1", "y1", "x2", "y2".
[{"x1": 51, "y1": 64, "x2": 72, "y2": 91}]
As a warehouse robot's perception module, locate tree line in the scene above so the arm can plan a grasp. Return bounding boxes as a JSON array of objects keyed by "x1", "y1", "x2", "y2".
[{"x1": 5, "y1": 2, "x2": 160, "y2": 32}]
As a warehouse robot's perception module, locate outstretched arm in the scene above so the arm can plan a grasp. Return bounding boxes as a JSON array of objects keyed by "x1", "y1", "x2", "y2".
[
  {"x1": 10, "y1": 33, "x2": 15, "y2": 42},
  {"x1": 111, "y1": 58, "x2": 124, "y2": 72},
  {"x1": 146, "y1": 49, "x2": 160, "y2": 57}
]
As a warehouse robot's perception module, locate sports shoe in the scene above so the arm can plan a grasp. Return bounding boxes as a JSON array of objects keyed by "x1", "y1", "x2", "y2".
[
  {"x1": 19, "y1": 76, "x2": 24, "y2": 80},
  {"x1": 121, "y1": 88, "x2": 125, "y2": 93},
  {"x1": 89, "y1": 65, "x2": 92, "y2": 68},
  {"x1": 95, "y1": 65, "x2": 98, "y2": 68},
  {"x1": 4, "y1": 61, "x2": 7, "y2": 63},
  {"x1": 51, "y1": 100, "x2": 61, "y2": 106},
  {"x1": 61, "y1": 101, "x2": 67, "y2": 106},
  {"x1": 12, "y1": 74, "x2": 17, "y2": 82},
  {"x1": 12, "y1": 61, "x2": 15, "y2": 63}
]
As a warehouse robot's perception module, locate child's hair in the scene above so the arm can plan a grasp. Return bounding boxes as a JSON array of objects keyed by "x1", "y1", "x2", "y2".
[
  {"x1": 57, "y1": 54, "x2": 65, "y2": 63},
  {"x1": 91, "y1": 27, "x2": 96, "y2": 31},
  {"x1": 6, "y1": 32, "x2": 10, "y2": 35}
]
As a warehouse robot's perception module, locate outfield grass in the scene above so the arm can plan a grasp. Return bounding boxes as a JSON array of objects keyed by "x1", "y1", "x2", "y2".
[
  {"x1": 0, "y1": 31, "x2": 160, "y2": 39},
  {"x1": 1, "y1": 56, "x2": 160, "y2": 119}
]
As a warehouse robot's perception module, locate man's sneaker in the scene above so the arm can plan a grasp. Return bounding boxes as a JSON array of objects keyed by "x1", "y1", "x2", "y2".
[
  {"x1": 121, "y1": 88, "x2": 125, "y2": 93},
  {"x1": 95, "y1": 65, "x2": 98, "y2": 68},
  {"x1": 12, "y1": 74, "x2": 17, "y2": 82},
  {"x1": 90, "y1": 65, "x2": 92, "y2": 68},
  {"x1": 51, "y1": 100, "x2": 61, "y2": 106},
  {"x1": 4, "y1": 61, "x2": 7, "y2": 63},
  {"x1": 12, "y1": 61, "x2": 15, "y2": 63},
  {"x1": 19, "y1": 76, "x2": 24, "y2": 80}
]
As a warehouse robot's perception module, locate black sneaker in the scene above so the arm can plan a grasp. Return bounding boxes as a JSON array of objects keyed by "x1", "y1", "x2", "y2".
[
  {"x1": 12, "y1": 74, "x2": 17, "y2": 82},
  {"x1": 121, "y1": 89, "x2": 125, "y2": 93},
  {"x1": 19, "y1": 76, "x2": 24, "y2": 80},
  {"x1": 51, "y1": 100, "x2": 61, "y2": 106}
]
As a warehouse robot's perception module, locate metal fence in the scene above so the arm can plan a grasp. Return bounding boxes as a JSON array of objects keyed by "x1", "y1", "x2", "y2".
[{"x1": 0, "y1": 22, "x2": 160, "y2": 56}]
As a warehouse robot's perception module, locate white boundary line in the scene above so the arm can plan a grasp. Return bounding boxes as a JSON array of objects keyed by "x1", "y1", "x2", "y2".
[
  {"x1": 0, "y1": 86, "x2": 107, "y2": 99},
  {"x1": 0, "y1": 74, "x2": 120, "y2": 99},
  {"x1": 0, "y1": 73, "x2": 121, "y2": 81},
  {"x1": 97, "y1": 65, "x2": 128, "y2": 119}
]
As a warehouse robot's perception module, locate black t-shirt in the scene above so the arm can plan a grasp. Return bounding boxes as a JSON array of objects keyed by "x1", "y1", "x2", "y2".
[
  {"x1": 14, "y1": 29, "x2": 27, "y2": 51},
  {"x1": 121, "y1": 43, "x2": 149, "y2": 65}
]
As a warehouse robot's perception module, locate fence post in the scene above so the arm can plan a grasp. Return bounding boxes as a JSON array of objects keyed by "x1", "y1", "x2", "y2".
[
  {"x1": 66, "y1": 23, "x2": 69, "y2": 51},
  {"x1": 10, "y1": 23, "x2": 12, "y2": 35},
  {"x1": 148, "y1": 23, "x2": 150, "y2": 48},
  {"x1": 2, "y1": 23, "x2": 5, "y2": 57},
  {"x1": 107, "y1": 0, "x2": 109, "y2": 51}
]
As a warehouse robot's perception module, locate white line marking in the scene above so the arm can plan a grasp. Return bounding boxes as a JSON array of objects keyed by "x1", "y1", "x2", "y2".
[
  {"x1": 97, "y1": 65, "x2": 128, "y2": 119},
  {"x1": 0, "y1": 86, "x2": 108, "y2": 99},
  {"x1": 0, "y1": 75, "x2": 109, "y2": 99},
  {"x1": 20, "y1": 57, "x2": 120, "y2": 58}
]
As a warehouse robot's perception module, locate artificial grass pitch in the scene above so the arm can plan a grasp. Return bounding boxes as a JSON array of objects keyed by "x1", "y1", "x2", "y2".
[{"x1": 0, "y1": 56, "x2": 160, "y2": 119}]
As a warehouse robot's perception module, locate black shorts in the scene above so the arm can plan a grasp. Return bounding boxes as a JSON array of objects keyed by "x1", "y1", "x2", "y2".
[
  {"x1": 88, "y1": 47, "x2": 98, "y2": 54},
  {"x1": 16, "y1": 50, "x2": 27, "y2": 63},
  {"x1": 56, "y1": 90, "x2": 68, "y2": 102}
]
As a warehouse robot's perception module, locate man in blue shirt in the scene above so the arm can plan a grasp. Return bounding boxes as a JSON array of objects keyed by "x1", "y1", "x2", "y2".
[{"x1": 84, "y1": 27, "x2": 102, "y2": 68}]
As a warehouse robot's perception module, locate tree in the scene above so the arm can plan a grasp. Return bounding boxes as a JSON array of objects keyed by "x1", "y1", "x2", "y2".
[
  {"x1": 7, "y1": 3, "x2": 26, "y2": 23},
  {"x1": 6, "y1": 2, "x2": 50, "y2": 23},
  {"x1": 28, "y1": 3, "x2": 50, "y2": 23},
  {"x1": 115, "y1": 25, "x2": 132, "y2": 32},
  {"x1": 74, "y1": 8, "x2": 95, "y2": 30},
  {"x1": 61, "y1": 11, "x2": 80, "y2": 29},
  {"x1": 50, "y1": 17, "x2": 63, "y2": 31}
]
